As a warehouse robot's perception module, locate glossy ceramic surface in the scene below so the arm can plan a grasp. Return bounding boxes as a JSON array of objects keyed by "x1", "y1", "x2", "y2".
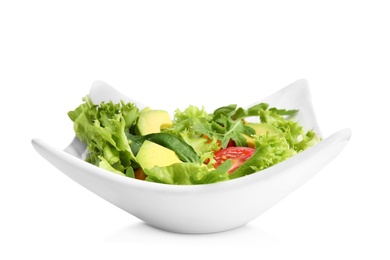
[{"x1": 31, "y1": 79, "x2": 351, "y2": 233}]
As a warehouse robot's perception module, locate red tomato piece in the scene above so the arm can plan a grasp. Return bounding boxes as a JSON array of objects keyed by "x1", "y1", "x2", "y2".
[
  {"x1": 213, "y1": 147, "x2": 255, "y2": 174},
  {"x1": 226, "y1": 139, "x2": 236, "y2": 147}
]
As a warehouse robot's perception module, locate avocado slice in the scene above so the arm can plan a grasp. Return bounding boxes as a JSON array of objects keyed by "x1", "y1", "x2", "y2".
[
  {"x1": 136, "y1": 140, "x2": 182, "y2": 170},
  {"x1": 136, "y1": 109, "x2": 172, "y2": 135},
  {"x1": 244, "y1": 123, "x2": 283, "y2": 147}
]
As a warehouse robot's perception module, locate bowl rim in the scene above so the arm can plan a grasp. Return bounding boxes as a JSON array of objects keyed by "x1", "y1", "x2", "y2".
[
  {"x1": 32, "y1": 127, "x2": 351, "y2": 193},
  {"x1": 31, "y1": 79, "x2": 352, "y2": 193}
]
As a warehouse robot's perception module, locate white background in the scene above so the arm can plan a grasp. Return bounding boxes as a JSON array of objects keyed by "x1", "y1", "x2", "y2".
[{"x1": 1, "y1": 0, "x2": 389, "y2": 259}]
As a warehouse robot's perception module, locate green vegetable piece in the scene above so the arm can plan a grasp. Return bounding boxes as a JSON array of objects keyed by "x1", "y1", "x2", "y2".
[
  {"x1": 145, "y1": 161, "x2": 231, "y2": 185},
  {"x1": 136, "y1": 140, "x2": 182, "y2": 170},
  {"x1": 127, "y1": 132, "x2": 200, "y2": 163},
  {"x1": 136, "y1": 109, "x2": 172, "y2": 135},
  {"x1": 68, "y1": 95, "x2": 139, "y2": 174},
  {"x1": 243, "y1": 123, "x2": 283, "y2": 147},
  {"x1": 146, "y1": 133, "x2": 200, "y2": 163}
]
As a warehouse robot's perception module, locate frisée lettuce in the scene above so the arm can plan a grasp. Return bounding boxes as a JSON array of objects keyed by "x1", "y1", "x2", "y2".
[
  {"x1": 68, "y1": 96, "x2": 320, "y2": 185},
  {"x1": 68, "y1": 96, "x2": 139, "y2": 176}
]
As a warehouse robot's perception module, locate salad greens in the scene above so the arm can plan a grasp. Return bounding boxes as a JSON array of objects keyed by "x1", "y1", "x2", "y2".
[
  {"x1": 67, "y1": 96, "x2": 139, "y2": 176},
  {"x1": 68, "y1": 95, "x2": 320, "y2": 185}
]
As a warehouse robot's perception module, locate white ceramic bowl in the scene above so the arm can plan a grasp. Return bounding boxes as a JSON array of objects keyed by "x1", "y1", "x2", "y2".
[{"x1": 31, "y1": 79, "x2": 351, "y2": 234}]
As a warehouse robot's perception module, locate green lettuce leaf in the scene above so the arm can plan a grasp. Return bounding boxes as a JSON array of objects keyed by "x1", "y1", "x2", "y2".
[
  {"x1": 229, "y1": 107, "x2": 320, "y2": 179},
  {"x1": 179, "y1": 130, "x2": 219, "y2": 163},
  {"x1": 68, "y1": 95, "x2": 320, "y2": 184},
  {"x1": 229, "y1": 134, "x2": 297, "y2": 179},
  {"x1": 144, "y1": 161, "x2": 231, "y2": 185},
  {"x1": 68, "y1": 95, "x2": 139, "y2": 174},
  {"x1": 195, "y1": 114, "x2": 255, "y2": 147}
]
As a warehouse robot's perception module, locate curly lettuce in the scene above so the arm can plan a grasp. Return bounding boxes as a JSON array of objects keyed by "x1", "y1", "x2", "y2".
[
  {"x1": 163, "y1": 102, "x2": 320, "y2": 183},
  {"x1": 68, "y1": 95, "x2": 320, "y2": 185},
  {"x1": 68, "y1": 95, "x2": 139, "y2": 174},
  {"x1": 144, "y1": 161, "x2": 231, "y2": 185}
]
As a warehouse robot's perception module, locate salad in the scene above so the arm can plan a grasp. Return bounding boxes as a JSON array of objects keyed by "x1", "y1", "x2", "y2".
[{"x1": 68, "y1": 96, "x2": 320, "y2": 185}]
